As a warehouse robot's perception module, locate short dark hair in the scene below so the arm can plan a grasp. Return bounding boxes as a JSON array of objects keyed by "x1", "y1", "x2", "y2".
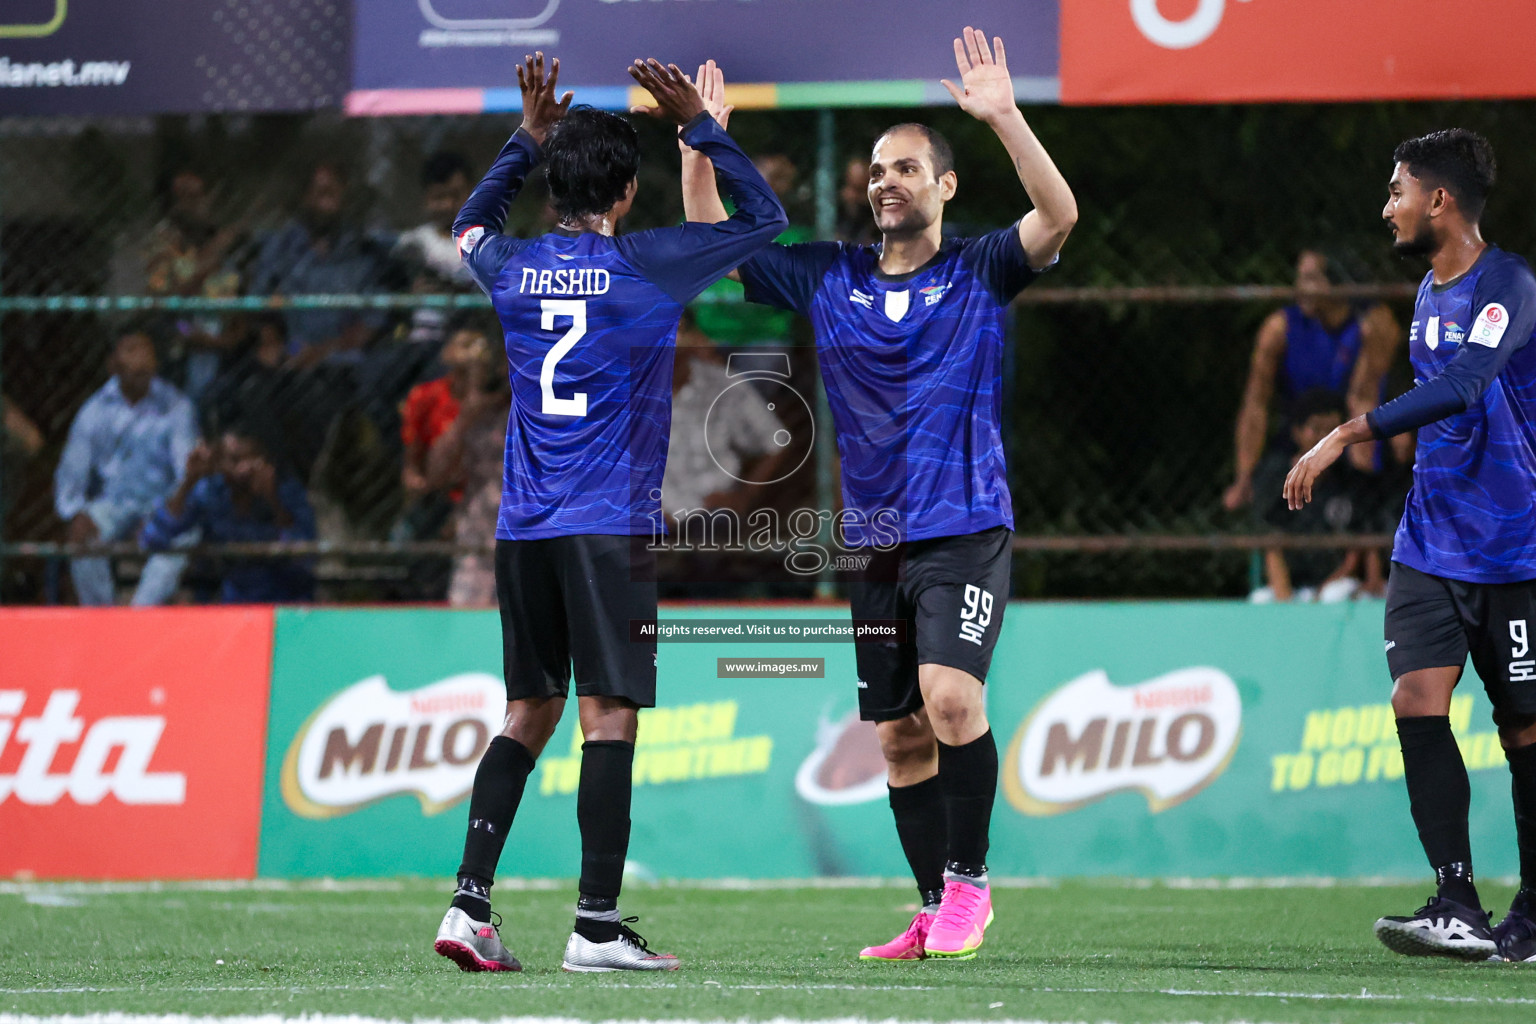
[
  {"x1": 445, "y1": 310, "x2": 497, "y2": 339},
  {"x1": 421, "y1": 150, "x2": 472, "y2": 188},
  {"x1": 544, "y1": 107, "x2": 641, "y2": 222},
  {"x1": 875, "y1": 123, "x2": 955, "y2": 178},
  {"x1": 1393, "y1": 129, "x2": 1496, "y2": 220},
  {"x1": 1291, "y1": 387, "x2": 1347, "y2": 425},
  {"x1": 1301, "y1": 247, "x2": 1366, "y2": 288}
]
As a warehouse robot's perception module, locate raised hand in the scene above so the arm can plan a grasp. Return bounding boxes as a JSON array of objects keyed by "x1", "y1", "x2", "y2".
[
  {"x1": 696, "y1": 60, "x2": 733, "y2": 129},
  {"x1": 680, "y1": 61, "x2": 733, "y2": 154},
  {"x1": 940, "y1": 26, "x2": 1018, "y2": 126},
  {"x1": 517, "y1": 51, "x2": 573, "y2": 145},
  {"x1": 184, "y1": 440, "x2": 216, "y2": 482},
  {"x1": 628, "y1": 59, "x2": 706, "y2": 126}
]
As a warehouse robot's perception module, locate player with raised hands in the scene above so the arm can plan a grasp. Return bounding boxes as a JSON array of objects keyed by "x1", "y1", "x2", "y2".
[
  {"x1": 433, "y1": 51, "x2": 785, "y2": 974},
  {"x1": 682, "y1": 28, "x2": 1076, "y2": 961}
]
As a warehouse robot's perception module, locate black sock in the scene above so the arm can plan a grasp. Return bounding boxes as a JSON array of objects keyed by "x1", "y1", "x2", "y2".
[
  {"x1": 1507, "y1": 740, "x2": 1536, "y2": 892},
  {"x1": 577, "y1": 740, "x2": 635, "y2": 907},
  {"x1": 888, "y1": 776, "x2": 946, "y2": 908},
  {"x1": 937, "y1": 729, "x2": 998, "y2": 874},
  {"x1": 1397, "y1": 716, "x2": 1478, "y2": 908},
  {"x1": 452, "y1": 736, "x2": 536, "y2": 914},
  {"x1": 1435, "y1": 861, "x2": 1479, "y2": 910},
  {"x1": 574, "y1": 894, "x2": 622, "y2": 943}
]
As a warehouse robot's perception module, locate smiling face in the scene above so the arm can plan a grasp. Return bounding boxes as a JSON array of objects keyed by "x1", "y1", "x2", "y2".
[
  {"x1": 1383, "y1": 162, "x2": 1438, "y2": 258},
  {"x1": 867, "y1": 128, "x2": 955, "y2": 239}
]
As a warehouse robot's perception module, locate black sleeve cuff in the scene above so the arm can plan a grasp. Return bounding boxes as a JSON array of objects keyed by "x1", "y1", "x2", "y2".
[
  {"x1": 512, "y1": 126, "x2": 545, "y2": 163},
  {"x1": 1365, "y1": 409, "x2": 1385, "y2": 440},
  {"x1": 678, "y1": 111, "x2": 715, "y2": 142}
]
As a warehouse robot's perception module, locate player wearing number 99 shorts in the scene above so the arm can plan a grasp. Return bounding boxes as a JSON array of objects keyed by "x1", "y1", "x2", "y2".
[
  {"x1": 432, "y1": 53, "x2": 784, "y2": 974},
  {"x1": 1286, "y1": 129, "x2": 1536, "y2": 963},
  {"x1": 681, "y1": 28, "x2": 1077, "y2": 961}
]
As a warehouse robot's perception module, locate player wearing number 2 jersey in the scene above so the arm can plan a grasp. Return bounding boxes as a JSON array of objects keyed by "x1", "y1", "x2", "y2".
[
  {"x1": 1287, "y1": 129, "x2": 1536, "y2": 964},
  {"x1": 682, "y1": 29, "x2": 1076, "y2": 962},
  {"x1": 432, "y1": 53, "x2": 784, "y2": 975}
]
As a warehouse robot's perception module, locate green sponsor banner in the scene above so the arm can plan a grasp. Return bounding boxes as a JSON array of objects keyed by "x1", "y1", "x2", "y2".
[{"x1": 258, "y1": 603, "x2": 1518, "y2": 879}]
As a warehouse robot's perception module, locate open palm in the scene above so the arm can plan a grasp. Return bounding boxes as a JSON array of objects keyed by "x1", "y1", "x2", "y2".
[{"x1": 941, "y1": 26, "x2": 1016, "y2": 125}]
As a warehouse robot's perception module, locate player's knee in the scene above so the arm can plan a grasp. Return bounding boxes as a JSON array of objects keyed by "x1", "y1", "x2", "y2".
[
  {"x1": 1497, "y1": 713, "x2": 1536, "y2": 750},
  {"x1": 500, "y1": 698, "x2": 564, "y2": 753},
  {"x1": 1390, "y1": 673, "x2": 1454, "y2": 719},
  {"x1": 876, "y1": 717, "x2": 934, "y2": 769}
]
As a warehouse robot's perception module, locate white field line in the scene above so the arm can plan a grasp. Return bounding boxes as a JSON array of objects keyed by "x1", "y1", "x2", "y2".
[
  {"x1": 0, "y1": 1016, "x2": 1088, "y2": 1024},
  {"x1": 3, "y1": 876, "x2": 1521, "y2": 897},
  {"x1": 1, "y1": 984, "x2": 1534, "y2": 1006}
]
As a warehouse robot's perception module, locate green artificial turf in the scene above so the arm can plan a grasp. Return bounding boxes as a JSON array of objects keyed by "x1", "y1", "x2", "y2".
[{"x1": 1, "y1": 879, "x2": 1531, "y2": 1023}]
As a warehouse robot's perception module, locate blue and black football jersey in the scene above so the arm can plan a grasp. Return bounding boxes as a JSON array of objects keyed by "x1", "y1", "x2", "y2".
[
  {"x1": 739, "y1": 228, "x2": 1041, "y2": 545},
  {"x1": 453, "y1": 115, "x2": 786, "y2": 540},
  {"x1": 1371, "y1": 246, "x2": 1536, "y2": 583}
]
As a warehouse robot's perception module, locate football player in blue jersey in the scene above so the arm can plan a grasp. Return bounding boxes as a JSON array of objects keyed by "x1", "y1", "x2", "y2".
[
  {"x1": 681, "y1": 27, "x2": 1076, "y2": 960},
  {"x1": 432, "y1": 52, "x2": 786, "y2": 974},
  {"x1": 1287, "y1": 129, "x2": 1536, "y2": 963}
]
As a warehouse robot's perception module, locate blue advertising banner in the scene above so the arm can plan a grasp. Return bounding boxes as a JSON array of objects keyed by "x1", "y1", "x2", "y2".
[
  {"x1": 349, "y1": 0, "x2": 1059, "y2": 115},
  {"x1": 0, "y1": 0, "x2": 348, "y2": 116}
]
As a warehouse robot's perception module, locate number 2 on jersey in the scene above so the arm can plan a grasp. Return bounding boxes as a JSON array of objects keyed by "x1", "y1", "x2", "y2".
[{"x1": 540, "y1": 299, "x2": 588, "y2": 417}]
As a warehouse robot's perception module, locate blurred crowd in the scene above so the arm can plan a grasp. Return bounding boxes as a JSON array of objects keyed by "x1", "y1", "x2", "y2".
[
  {"x1": 3, "y1": 147, "x2": 841, "y2": 606},
  {"x1": 0, "y1": 145, "x2": 1415, "y2": 607}
]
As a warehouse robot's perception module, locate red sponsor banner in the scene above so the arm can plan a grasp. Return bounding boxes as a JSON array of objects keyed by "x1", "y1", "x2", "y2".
[
  {"x1": 1061, "y1": 0, "x2": 1536, "y2": 104},
  {"x1": 0, "y1": 609, "x2": 273, "y2": 879}
]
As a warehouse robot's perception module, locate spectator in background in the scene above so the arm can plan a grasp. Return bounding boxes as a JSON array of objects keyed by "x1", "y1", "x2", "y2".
[
  {"x1": 200, "y1": 315, "x2": 344, "y2": 483},
  {"x1": 358, "y1": 152, "x2": 484, "y2": 435},
  {"x1": 144, "y1": 166, "x2": 246, "y2": 401},
  {"x1": 2, "y1": 395, "x2": 45, "y2": 523},
  {"x1": 54, "y1": 330, "x2": 196, "y2": 605},
  {"x1": 1224, "y1": 249, "x2": 1400, "y2": 510},
  {"x1": 394, "y1": 151, "x2": 477, "y2": 298},
  {"x1": 398, "y1": 320, "x2": 497, "y2": 543},
  {"x1": 423, "y1": 342, "x2": 508, "y2": 608},
  {"x1": 246, "y1": 161, "x2": 390, "y2": 371},
  {"x1": 142, "y1": 423, "x2": 315, "y2": 603},
  {"x1": 662, "y1": 312, "x2": 795, "y2": 521},
  {"x1": 691, "y1": 152, "x2": 814, "y2": 348},
  {"x1": 835, "y1": 156, "x2": 878, "y2": 245},
  {"x1": 1250, "y1": 389, "x2": 1375, "y2": 603}
]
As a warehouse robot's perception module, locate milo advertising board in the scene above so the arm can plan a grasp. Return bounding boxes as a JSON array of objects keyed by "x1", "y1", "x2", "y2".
[{"x1": 258, "y1": 603, "x2": 1520, "y2": 879}]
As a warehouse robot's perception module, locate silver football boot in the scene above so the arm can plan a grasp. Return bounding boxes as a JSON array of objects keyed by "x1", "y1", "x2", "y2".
[
  {"x1": 561, "y1": 916, "x2": 680, "y2": 972},
  {"x1": 434, "y1": 906, "x2": 523, "y2": 972}
]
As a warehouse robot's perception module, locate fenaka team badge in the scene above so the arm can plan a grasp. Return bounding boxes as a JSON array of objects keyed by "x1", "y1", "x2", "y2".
[
  {"x1": 281, "y1": 673, "x2": 504, "y2": 819},
  {"x1": 1004, "y1": 667, "x2": 1242, "y2": 815}
]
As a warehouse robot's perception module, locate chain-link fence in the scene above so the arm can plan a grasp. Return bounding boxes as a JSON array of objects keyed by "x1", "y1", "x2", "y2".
[{"x1": 5, "y1": 100, "x2": 1536, "y2": 604}]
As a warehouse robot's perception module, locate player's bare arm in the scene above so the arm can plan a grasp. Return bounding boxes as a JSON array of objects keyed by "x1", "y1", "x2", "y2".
[
  {"x1": 1283, "y1": 414, "x2": 1373, "y2": 510},
  {"x1": 942, "y1": 26, "x2": 1076, "y2": 269},
  {"x1": 679, "y1": 60, "x2": 734, "y2": 226},
  {"x1": 515, "y1": 51, "x2": 573, "y2": 145},
  {"x1": 1223, "y1": 310, "x2": 1287, "y2": 510}
]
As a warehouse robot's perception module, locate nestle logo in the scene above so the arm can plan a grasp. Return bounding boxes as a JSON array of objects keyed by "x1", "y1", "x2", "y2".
[
  {"x1": 1004, "y1": 668, "x2": 1242, "y2": 815},
  {"x1": 281, "y1": 673, "x2": 504, "y2": 818}
]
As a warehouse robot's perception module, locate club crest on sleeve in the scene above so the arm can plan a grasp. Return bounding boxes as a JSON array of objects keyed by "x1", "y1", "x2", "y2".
[
  {"x1": 1471, "y1": 302, "x2": 1509, "y2": 348},
  {"x1": 458, "y1": 226, "x2": 486, "y2": 258}
]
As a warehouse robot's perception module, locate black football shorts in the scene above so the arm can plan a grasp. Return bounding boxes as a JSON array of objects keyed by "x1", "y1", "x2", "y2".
[
  {"x1": 848, "y1": 526, "x2": 1012, "y2": 722},
  {"x1": 1384, "y1": 560, "x2": 1536, "y2": 724},
  {"x1": 495, "y1": 535, "x2": 657, "y2": 707}
]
